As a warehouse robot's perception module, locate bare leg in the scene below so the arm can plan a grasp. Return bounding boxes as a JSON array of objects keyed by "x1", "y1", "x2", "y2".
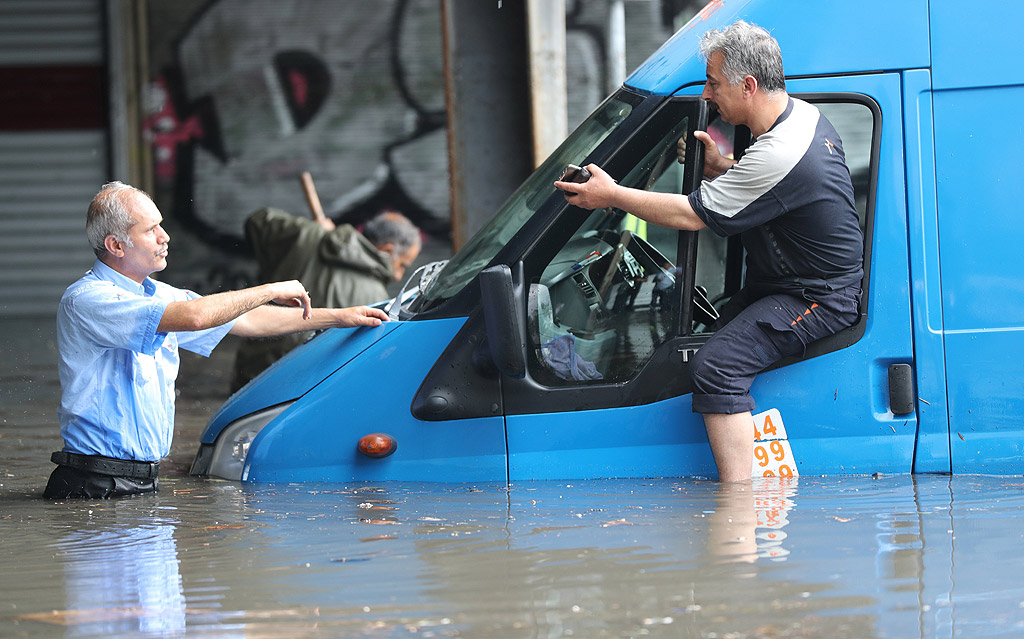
[
  {"x1": 706, "y1": 482, "x2": 757, "y2": 563},
  {"x1": 703, "y1": 412, "x2": 753, "y2": 482}
]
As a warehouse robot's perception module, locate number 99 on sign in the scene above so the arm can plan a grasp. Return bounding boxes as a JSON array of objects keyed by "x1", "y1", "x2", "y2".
[
  {"x1": 751, "y1": 409, "x2": 798, "y2": 478},
  {"x1": 753, "y1": 440, "x2": 795, "y2": 477}
]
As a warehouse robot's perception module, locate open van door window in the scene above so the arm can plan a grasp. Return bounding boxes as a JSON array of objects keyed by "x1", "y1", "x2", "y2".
[
  {"x1": 692, "y1": 97, "x2": 878, "y2": 360},
  {"x1": 525, "y1": 98, "x2": 708, "y2": 387}
]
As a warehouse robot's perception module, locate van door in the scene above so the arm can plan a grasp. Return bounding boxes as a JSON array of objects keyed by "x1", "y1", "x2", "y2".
[
  {"x1": 752, "y1": 74, "x2": 917, "y2": 475},
  {"x1": 503, "y1": 73, "x2": 916, "y2": 480},
  {"x1": 503, "y1": 97, "x2": 720, "y2": 480}
]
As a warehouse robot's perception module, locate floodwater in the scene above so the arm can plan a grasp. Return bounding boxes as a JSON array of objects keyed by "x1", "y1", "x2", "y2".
[{"x1": 3, "y1": 319, "x2": 1024, "y2": 638}]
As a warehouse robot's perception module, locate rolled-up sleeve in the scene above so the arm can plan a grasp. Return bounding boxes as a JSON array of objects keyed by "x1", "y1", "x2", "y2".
[{"x1": 66, "y1": 283, "x2": 170, "y2": 356}]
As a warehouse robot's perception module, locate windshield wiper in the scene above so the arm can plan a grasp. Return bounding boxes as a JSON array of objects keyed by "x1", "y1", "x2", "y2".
[{"x1": 385, "y1": 259, "x2": 449, "y2": 320}]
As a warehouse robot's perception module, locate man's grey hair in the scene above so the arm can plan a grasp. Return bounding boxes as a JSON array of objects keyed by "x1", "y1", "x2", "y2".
[
  {"x1": 362, "y1": 210, "x2": 421, "y2": 256},
  {"x1": 86, "y1": 181, "x2": 150, "y2": 258},
  {"x1": 699, "y1": 20, "x2": 786, "y2": 93}
]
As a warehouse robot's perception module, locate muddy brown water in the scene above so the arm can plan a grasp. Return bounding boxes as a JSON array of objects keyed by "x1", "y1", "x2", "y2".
[{"x1": 2, "y1": 319, "x2": 1023, "y2": 638}]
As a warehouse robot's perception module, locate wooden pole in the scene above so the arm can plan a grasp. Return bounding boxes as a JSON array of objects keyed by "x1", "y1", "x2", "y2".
[{"x1": 299, "y1": 171, "x2": 327, "y2": 223}]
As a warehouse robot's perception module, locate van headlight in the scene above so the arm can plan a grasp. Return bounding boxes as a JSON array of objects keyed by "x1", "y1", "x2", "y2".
[{"x1": 191, "y1": 402, "x2": 293, "y2": 481}]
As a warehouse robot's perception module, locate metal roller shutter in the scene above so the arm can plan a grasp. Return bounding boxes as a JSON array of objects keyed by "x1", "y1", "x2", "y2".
[{"x1": 0, "y1": 0, "x2": 108, "y2": 317}]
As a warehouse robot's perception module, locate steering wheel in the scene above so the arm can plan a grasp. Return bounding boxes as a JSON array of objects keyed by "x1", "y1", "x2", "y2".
[
  {"x1": 593, "y1": 230, "x2": 640, "y2": 300},
  {"x1": 544, "y1": 229, "x2": 721, "y2": 330}
]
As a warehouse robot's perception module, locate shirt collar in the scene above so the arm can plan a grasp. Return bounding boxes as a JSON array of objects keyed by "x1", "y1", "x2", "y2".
[
  {"x1": 766, "y1": 97, "x2": 796, "y2": 134},
  {"x1": 90, "y1": 259, "x2": 158, "y2": 297}
]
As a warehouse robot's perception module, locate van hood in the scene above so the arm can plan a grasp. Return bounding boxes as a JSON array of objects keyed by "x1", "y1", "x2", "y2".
[{"x1": 201, "y1": 322, "x2": 402, "y2": 443}]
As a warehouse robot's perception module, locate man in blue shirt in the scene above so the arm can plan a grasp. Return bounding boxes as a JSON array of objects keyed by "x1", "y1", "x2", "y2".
[
  {"x1": 555, "y1": 21, "x2": 863, "y2": 481},
  {"x1": 45, "y1": 182, "x2": 390, "y2": 499}
]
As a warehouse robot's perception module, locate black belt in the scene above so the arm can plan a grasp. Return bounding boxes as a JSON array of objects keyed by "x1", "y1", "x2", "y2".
[{"x1": 50, "y1": 451, "x2": 160, "y2": 480}]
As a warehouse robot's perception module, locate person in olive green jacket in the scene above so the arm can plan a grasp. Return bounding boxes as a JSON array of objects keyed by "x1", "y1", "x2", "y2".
[{"x1": 231, "y1": 207, "x2": 421, "y2": 391}]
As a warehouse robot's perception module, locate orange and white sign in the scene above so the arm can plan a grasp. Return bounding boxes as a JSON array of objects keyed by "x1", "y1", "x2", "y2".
[{"x1": 751, "y1": 409, "x2": 798, "y2": 478}]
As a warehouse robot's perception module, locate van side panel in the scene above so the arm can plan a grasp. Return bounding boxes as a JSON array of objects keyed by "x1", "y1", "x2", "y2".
[
  {"x1": 930, "y1": 3, "x2": 1024, "y2": 90},
  {"x1": 931, "y1": 5, "x2": 1024, "y2": 472},
  {"x1": 932, "y1": 84, "x2": 1024, "y2": 473},
  {"x1": 626, "y1": 0, "x2": 930, "y2": 96},
  {"x1": 740, "y1": 0, "x2": 930, "y2": 78},
  {"x1": 902, "y1": 69, "x2": 950, "y2": 473}
]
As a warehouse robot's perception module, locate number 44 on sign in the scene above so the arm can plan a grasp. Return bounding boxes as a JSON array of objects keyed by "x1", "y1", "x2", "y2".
[{"x1": 752, "y1": 409, "x2": 798, "y2": 478}]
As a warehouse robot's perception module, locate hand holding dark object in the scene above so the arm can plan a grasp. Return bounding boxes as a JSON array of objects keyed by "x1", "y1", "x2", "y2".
[
  {"x1": 554, "y1": 163, "x2": 619, "y2": 211},
  {"x1": 558, "y1": 163, "x2": 592, "y2": 185}
]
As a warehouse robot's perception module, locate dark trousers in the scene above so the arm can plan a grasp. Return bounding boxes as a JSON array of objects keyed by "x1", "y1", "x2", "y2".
[
  {"x1": 43, "y1": 464, "x2": 158, "y2": 499},
  {"x1": 690, "y1": 285, "x2": 860, "y2": 415}
]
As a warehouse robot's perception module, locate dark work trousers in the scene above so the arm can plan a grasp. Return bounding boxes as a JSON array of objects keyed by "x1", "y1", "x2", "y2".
[
  {"x1": 43, "y1": 465, "x2": 158, "y2": 499},
  {"x1": 689, "y1": 285, "x2": 860, "y2": 415}
]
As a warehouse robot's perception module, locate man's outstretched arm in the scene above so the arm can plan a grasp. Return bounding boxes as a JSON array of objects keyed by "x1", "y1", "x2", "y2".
[
  {"x1": 157, "y1": 280, "x2": 312, "y2": 333},
  {"x1": 229, "y1": 304, "x2": 388, "y2": 338},
  {"x1": 554, "y1": 164, "x2": 707, "y2": 232}
]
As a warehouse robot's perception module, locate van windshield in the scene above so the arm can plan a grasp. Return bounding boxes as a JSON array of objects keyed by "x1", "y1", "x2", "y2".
[{"x1": 411, "y1": 92, "x2": 642, "y2": 312}]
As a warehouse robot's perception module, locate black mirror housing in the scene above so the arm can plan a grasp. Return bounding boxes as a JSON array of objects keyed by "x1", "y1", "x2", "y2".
[{"x1": 479, "y1": 264, "x2": 527, "y2": 378}]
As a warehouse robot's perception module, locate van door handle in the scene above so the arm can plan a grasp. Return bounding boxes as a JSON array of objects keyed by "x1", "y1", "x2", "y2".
[{"x1": 888, "y1": 363, "x2": 915, "y2": 415}]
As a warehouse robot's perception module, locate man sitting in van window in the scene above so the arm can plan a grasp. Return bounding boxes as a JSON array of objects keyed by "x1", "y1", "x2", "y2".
[
  {"x1": 45, "y1": 182, "x2": 389, "y2": 499},
  {"x1": 555, "y1": 21, "x2": 863, "y2": 481}
]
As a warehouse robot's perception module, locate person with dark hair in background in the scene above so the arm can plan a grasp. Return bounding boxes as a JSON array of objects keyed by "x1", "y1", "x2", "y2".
[
  {"x1": 46, "y1": 182, "x2": 389, "y2": 499},
  {"x1": 231, "y1": 207, "x2": 421, "y2": 391}
]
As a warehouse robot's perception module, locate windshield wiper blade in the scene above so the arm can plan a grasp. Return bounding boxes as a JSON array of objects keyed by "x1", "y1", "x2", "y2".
[{"x1": 385, "y1": 259, "x2": 449, "y2": 320}]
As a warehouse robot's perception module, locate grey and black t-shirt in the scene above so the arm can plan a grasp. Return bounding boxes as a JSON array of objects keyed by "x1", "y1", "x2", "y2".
[{"x1": 689, "y1": 98, "x2": 864, "y2": 297}]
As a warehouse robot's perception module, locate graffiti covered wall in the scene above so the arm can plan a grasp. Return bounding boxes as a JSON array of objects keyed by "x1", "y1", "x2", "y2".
[
  {"x1": 144, "y1": 0, "x2": 697, "y2": 293},
  {"x1": 146, "y1": 0, "x2": 446, "y2": 291}
]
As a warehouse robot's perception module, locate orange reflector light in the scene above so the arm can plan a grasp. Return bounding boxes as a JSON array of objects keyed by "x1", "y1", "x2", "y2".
[{"x1": 357, "y1": 433, "x2": 398, "y2": 458}]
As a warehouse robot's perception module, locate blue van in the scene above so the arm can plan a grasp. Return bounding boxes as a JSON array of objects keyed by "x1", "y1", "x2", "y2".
[{"x1": 191, "y1": 0, "x2": 1024, "y2": 483}]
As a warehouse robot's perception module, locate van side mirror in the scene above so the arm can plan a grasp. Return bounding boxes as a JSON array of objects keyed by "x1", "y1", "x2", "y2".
[{"x1": 479, "y1": 264, "x2": 526, "y2": 379}]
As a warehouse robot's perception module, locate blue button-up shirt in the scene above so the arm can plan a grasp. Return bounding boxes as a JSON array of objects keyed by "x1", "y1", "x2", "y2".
[{"x1": 56, "y1": 260, "x2": 235, "y2": 461}]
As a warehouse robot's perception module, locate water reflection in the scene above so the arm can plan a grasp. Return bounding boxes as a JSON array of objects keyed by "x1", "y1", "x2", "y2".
[
  {"x1": 4, "y1": 475, "x2": 1024, "y2": 637},
  {"x1": 55, "y1": 519, "x2": 186, "y2": 636},
  {"x1": 705, "y1": 479, "x2": 797, "y2": 564},
  {"x1": 401, "y1": 479, "x2": 874, "y2": 638},
  {"x1": 232, "y1": 480, "x2": 862, "y2": 636}
]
